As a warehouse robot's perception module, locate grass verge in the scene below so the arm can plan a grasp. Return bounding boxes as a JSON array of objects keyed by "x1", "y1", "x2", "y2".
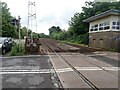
[
  {"x1": 10, "y1": 43, "x2": 25, "y2": 56},
  {"x1": 61, "y1": 40, "x2": 88, "y2": 47}
]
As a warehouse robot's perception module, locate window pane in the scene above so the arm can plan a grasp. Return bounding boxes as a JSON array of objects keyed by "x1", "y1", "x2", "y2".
[
  {"x1": 94, "y1": 28, "x2": 98, "y2": 31},
  {"x1": 105, "y1": 26, "x2": 110, "y2": 30},
  {"x1": 104, "y1": 22, "x2": 106, "y2": 26},
  {"x1": 104, "y1": 26, "x2": 110, "y2": 30},
  {"x1": 113, "y1": 22, "x2": 116, "y2": 25},
  {"x1": 116, "y1": 26, "x2": 120, "y2": 30},
  {"x1": 99, "y1": 27, "x2": 103, "y2": 30},
  {"x1": 95, "y1": 24, "x2": 98, "y2": 27},
  {"x1": 99, "y1": 23, "x2": 103, "y2": 26},
  {"x1": 90, "y1": 29, "x2": 93, "y2": 31},
  {"x1": 112, "y1": 26, "x2": 116, "y2": 29},
  {"x1": 117, "y1": 22, "x2": 120, "y2": 25},
  {"x1": 91, "y1": 26, "x2": 94, "y2": 29}
]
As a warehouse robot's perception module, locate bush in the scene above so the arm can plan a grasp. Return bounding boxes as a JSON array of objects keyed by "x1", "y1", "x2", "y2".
[
  {"x1": 64, "y1": 33, "x2": 89, "y2": 45},
  {"x1": 10, "y1": 43, "x2": 25, "y2": 56},
  {"x1": 76, "y1": 33, "x2": 89, "y2": 45}
]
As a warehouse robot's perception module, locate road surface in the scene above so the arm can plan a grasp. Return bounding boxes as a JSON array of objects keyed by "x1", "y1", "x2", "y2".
[
  {"x1": 1, "y1": 38, "x2": 119, "y2": 90},
  {"x1": 1, "y1": 55, "x2": 62, "y2": 89}
]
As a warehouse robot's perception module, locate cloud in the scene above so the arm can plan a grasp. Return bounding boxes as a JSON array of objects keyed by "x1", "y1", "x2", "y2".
[{"x1": 3, "y1": 0, "x2": 87, "y2": 35}]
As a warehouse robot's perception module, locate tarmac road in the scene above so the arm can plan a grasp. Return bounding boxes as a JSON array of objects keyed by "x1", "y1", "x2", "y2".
[
  {"x1": 1, "y1": 38, "x2": 119, "y2": 89},
  {"x1": 1, "y1": 55, "x2": 62, "y2": 89}
]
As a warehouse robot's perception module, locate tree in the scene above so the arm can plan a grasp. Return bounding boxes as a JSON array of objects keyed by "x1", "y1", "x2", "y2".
[
  {"x1": 48, "y1": 1, "x2": 120, "y2": 45},
  {"x1": 21, "y1": 27, "x2": 27, "y2": 39},
  {"x1": 38, "y1": 33, "x2": 48, "y2": 38},
  {"x1": 69, "y1": 1, "x2": 120, "y2": 35},
  {"x1": 1, "y1": 2, "x2": 17, "y2": 38},
  {"x1": 67, "y1": 1, "x2": 120, "y2": 44},
  {"x1": 49, "y1": 26, "x2": 62, "y2": 35}
]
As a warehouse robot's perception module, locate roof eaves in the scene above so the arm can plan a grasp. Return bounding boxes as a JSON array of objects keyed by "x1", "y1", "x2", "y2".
[{"x1": 83, "y1": 9, "x2": 120, "y2": 23}]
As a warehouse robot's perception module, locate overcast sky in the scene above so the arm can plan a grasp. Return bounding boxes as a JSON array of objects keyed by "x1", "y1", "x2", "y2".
[{"x1": 3, "y1": 0, "x2": 94, "y2": 35}]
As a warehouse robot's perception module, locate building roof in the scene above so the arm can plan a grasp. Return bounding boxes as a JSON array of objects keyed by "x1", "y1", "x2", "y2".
[{"x1": 83, "y1": 9, "x2": 120, "y2": 23}]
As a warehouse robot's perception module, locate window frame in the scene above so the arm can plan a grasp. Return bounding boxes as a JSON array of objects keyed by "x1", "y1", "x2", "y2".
[
  {"x1": 112, "y1": 21, "x2": 120, "y2": 30},
  {"x1": 104, "y1": 21, "x2": 110, "y2": 30},
  {"x1": 90, "y1": 24, "x2": 98, "y2": 31}
]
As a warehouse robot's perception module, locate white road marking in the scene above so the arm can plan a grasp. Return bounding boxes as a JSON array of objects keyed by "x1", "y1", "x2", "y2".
[
  {"x1": 1, "y1": 66, "x2": 39, "y2": 70},
  {"x1": 0, "y1": 67, "x2": 119, "y2": 74},
  {"x1": 0, "y1": 55, "x2": 48, "y2": 59}
]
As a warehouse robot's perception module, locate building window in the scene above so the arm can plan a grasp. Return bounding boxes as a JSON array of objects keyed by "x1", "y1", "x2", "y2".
[
  {"x1": 113, "y1": 22, "x2": 116, "y2": 25},
  {"x1": 94, "y1": 24, "x2": 98, "y2": 31},
  {"x1": 104, "y1": 26, "x2": 110, "y2": 30},
  {"x1": 99, "y1": 23, "x2": 104, "y2": 30},
  {"x1": 112, "y1": 21, "x2": 120, "y2": 30},
  {"x1": 116, "y1": 26, "x2": 120, "y2": 30},
  {"x1": 104, "y1": 21, "x2": 110, "y2": 30},
  {"x1": 117, "y1": 22, "x2": 120, "y2": 25},
  {"x1": 112, "y1": 26, "x2": 115, "y2": 29},
  {"x1": 90, "y1": 21, "x2": 110, "y2": 32},
  {"x1": 99, "y1": 21, "x2": 110, "y2": 30},
  {"x1": 90, "y1": 26, "x2": 94, "y2": 31},
  {"x1": 90, "y1": 24, "x2": 98, "y2": 31}
]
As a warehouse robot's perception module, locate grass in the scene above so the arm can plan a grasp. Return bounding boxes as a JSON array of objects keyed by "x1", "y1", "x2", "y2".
[
  {"x1": 108, "y1": 48, "x2": 119, "y2": 52},
  {"x1": 9, "y1": 43, "x2": 25, "y2": 56},
  {"x1": 61, "y1": 40, "x2": 120, "y2": 52},
  {"x1": 61, "y1": 40, "x2": 88, "y2": 47}
]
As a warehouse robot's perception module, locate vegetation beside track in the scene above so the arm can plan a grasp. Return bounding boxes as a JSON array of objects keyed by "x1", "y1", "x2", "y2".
[
  {"x1": 7, "y1": 42, "x2": 25, "y2": 56},
  {"x1": 61, "y1": 41, "x2": 88, "y2": 47},
  {"x1": 1, "y1": 1, "x2": 120, "y2": 56},
  {"x1": 60, "y1": 40, "x2": 103, "y2": 53},
  {"x1": 48, "y1": 2, "x2": 120, "y2": 45}
]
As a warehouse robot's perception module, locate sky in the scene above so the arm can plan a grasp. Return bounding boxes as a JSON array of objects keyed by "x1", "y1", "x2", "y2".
[{"x1": 3, "y1": 0, "x2": 94, "y2": 35}]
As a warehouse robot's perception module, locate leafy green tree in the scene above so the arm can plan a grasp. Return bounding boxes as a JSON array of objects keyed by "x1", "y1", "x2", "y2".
[
  {"x1": 49, "y1": 26, "x2": 62, "y2": 35},
  {"x1": 21, "y1": 27, "x2": 27, "y2": 39},
  {"x1": 1, "y1": 2, "x2": 17, "y2": 38},
  {"x1": 32, "y1": 32, "x2": 38, "y2": 38},
  {"x1": 67, "y1": 1, "x2": 120, "y2": 44},
  {"x1": 69, "y1": 12, "x2": 89, "y2": 35},
  {"x1": 38, "y1": 33, "x2": 48, "y2": 38},
  {"x1": 48, "y1": 1, "x2": 120, "y2": 45}
]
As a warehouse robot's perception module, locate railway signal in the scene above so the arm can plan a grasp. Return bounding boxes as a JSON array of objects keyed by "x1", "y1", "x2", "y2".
[{"x1": 11, "y1": 18, "x2": 17, "y2": 26}]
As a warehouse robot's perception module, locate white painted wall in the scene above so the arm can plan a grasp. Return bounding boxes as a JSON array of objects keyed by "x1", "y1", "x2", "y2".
[{"x1": 89, "y1": 15, "x2": 120, "y2": 33}]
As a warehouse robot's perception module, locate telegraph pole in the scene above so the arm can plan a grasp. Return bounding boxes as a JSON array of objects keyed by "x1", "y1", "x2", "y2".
[{"x1": 18, "y1": 16, "x2": 21, "y2": 51}]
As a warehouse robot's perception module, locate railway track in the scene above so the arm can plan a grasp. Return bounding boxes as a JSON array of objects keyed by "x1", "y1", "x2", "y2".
[
  {"x1": 43, "y1": 40, "x2": 100, "y2": 90},
  {"x1": 43, "y1": 39, "x2": 119, "y2": 78}
]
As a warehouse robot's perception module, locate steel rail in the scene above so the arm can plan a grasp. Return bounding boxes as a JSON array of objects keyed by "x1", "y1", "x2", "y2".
[
  {"x1": 46, "y1": 41, "x2": 118, "y2": 78},
  {"x1": 43, "y1": 40, "x2": 99, "y2": 90}
]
